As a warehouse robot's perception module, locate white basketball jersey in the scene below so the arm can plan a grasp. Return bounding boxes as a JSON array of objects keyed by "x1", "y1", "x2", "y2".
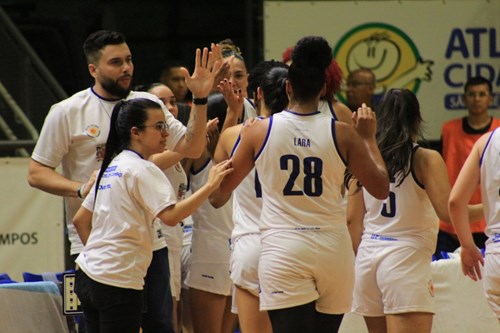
[
  {"x1": 189, "y1": 160, "x2": 233, "y2": 238},
  {"x1": 362, "y1": 146, "x2": 438, "y2": 253},
  {"x1": 255, "y1": 110, "x2": 346, "y2": 231},
  {"x1": 159, "y1": 162, "x2": 188, "y2": 252},
  {"x1": 231, "y1": 135, "x2": 262, "y2": 239},
  {"x1": 318, "y1": 100, "x2": 337, "y2": 120},
  {"x1": 481, "y1": 129, "x2": 500, "y2": 249}
]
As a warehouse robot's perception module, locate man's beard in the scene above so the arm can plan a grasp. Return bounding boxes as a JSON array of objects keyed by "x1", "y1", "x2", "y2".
[{"x1": 100, "y1": 75, "x2": 132, "y2": 99}]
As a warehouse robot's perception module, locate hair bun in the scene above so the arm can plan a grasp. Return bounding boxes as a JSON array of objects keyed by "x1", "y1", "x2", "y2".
[{"x1": 292, "y1": 36, "x2": 332, "y2": 71}]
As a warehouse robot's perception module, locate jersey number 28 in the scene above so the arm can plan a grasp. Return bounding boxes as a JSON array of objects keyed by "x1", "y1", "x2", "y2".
[{"x1": 280, "y1": 154, "x2": 323, "y2": 196}]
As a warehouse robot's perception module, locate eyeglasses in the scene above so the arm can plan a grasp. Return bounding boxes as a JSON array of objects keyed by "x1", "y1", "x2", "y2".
[{"x1": 142, "y1": 121, "x2": 169, "y2": 132}]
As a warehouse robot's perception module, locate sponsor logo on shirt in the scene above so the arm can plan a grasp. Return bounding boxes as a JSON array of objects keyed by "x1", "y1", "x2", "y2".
[
  {"x1": 85, "y1": 124, "x2": 101, "y2": 138},
  {"x1": 493, "y1": 234, "x2": 500, "y2": 243},
  {"x1": 370, "y1": 234, "x2": 397, "y2": 241}
]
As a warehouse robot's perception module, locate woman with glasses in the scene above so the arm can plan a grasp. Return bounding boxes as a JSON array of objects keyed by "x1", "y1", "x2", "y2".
[{"x1": 72, "y1": 98, "x2": 232, "y2": 333}]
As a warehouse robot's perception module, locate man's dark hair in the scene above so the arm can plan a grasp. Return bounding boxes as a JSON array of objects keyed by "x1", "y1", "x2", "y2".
[
  {"x1": 464, "y1": 76, "x2": 492, "y2": 94},
  {"x1": 83, "y1": 30, "x2": 126, "y2": 65}
]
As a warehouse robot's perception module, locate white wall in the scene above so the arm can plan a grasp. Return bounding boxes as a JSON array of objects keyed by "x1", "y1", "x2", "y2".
[{"x1": 0, "y1": 158, "x2": 65, "y2": 281}]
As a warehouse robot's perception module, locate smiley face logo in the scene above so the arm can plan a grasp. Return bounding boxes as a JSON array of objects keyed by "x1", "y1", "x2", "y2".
[
  {"x1": 334, "y1": 23, "x2": 434, "y2": 103},
  {"x1": 347, "y1": 32, "x2": 400, "y2": 81}
]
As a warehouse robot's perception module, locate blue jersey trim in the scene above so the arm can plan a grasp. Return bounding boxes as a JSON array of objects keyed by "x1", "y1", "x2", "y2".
[
  {"x1": 190, "y1": 158, "x2": 211, "y2": 175},
  {"x1": 480, "y1": 128, "x2": 496, "y2": 167},
  {"x1": 327, "y1": 101, "x2": 338, "y2": 120},
  {"x1": 284, "y1": 109, "x2": 321, "y2": 116},
  {"x1": 331, "y1": 118, "x2": 347, "y2": 166},
  {"x1": 255, "y1": 116, "x2": 272, "y2": 161},
  {"x1": 410, "y1": 145, "x2": 425, "y2": 190}
]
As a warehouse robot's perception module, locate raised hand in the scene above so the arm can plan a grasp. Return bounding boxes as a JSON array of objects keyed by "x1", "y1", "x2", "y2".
[
  {"x1": 211, "y1": 43, "x2": 231, "y2": 93},
  {"x1": 218, "y1": 78, "x2": 243, "y2": 116},
  {"x1": 352, "y1": 103, "x2": 377, "y2": 140},
  {"x1": 181, "y1": 46, "x2": 222, "y2": 98}
]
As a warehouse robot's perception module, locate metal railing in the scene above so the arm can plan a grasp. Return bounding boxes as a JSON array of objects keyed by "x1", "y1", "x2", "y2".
[{"x1": 0, "y1": 5, "x2": 67, "y2": 156}]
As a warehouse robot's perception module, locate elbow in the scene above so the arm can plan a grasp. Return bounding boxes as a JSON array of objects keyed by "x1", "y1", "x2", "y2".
[
  {"x1": 27, "y1": 175, "x2": 36, "y2": 188},
  {"x1": 72, "y1": 217, "x2": 83, "y2": 231},
  {"x1": 161, "y1": 218, "x2": 179, "y2": 227},
  {"x1": 444, "y1": 200, "x2": 459, "y2": 224},
  {"x1": 372, "y1": 182, "x2": 390, "y2": 200},
  {"x1": 208, "y1": 188, "x2": 231, "y2": 209},
  {"x1": 158, "y1": 205, "x2": 181, "y2": 227},
  {"x1": 182, "y1": 142, "x2": 205, "y2": 159},
  {"x1": 27, "y1": 177, "x2": 43, "y2": 190},
  {"x1": 27, "y1": 171, "x2": 39, "y2": 189},
  {"x1": 187, "y1": 146, "x2": 205, "y2": 159},
  {"x1": 375, "y1": 189, "x2": 390, "y2": 200}
]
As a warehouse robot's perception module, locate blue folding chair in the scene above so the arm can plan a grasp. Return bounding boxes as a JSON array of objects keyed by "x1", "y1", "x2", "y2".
[
  {"x1": 23, "y1": 270, "x2": 81, "y2": 332},
  {"x1": 0, "y1": 273, "x2": 16, "y2": 284},
  {"x1": 23, "y1": 270, "x2": 75, "y2": 283}
]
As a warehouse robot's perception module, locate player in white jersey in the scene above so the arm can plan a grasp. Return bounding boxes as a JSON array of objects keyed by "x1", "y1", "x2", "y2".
[
  {"x1": 72, "y1": 98, "x2": 232, "y2": 333},
  {"x1": 186, "y1": 156, "x2": 236, "y2": 333},
  {"x1": 449, "y1": 128, "x2": 500, "y2": 321},
  {"x1": 210, "y1": 60, "x2": 289, "y2": 333},
  {"x1": 219, "y1": 36, "x2": 389, "y2": 333},
  {"x1": 348, "y1": 89, "x2": 484, "y2": 333}
]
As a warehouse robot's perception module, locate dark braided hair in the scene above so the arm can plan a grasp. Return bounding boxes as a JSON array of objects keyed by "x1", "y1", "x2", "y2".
[
  {"x1": 248, "y1": 60, "x2": 289, "y2": 115},
  {"x1": 94, "y1": 98, "x2": 162, "y2": 198},
  {"x1": 261, "y1": 65, "x2": 289, "y2": 115}
]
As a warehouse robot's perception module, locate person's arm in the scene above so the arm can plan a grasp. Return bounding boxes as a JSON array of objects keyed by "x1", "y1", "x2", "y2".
[
  {"x1": 218, "y1": 119, "x2": 267, "y2": 194},
  {"x1": 336, "y1": 104, "x2": 389, "y2": 199},
  {"x1": 209, "y1": 125, "x2": 241, "y2": 208},
  {"x1": 157, "y1": 160, "x2": 233, "y2": 226},
  {"x1": 173, "y1": 46, "x2": 222, "y2": 158},
  {"x1": 332, "y1": 101, "x2": 354, "y2": 126},
  {"x1": 149, "y1": 150, "x2": 184, "y2": 171},
  {"x1": 28, "y1": 159, "x2": 96, "y2": 198},
  {"x1": 346, "y1": 182, "x2": 365, "y2": 255},
  {"x1": 413, "y1": 148, "x2": 484, "y2": 223},
  {"x1": 413, "y1": 148, "x2": 452, "y2": 222},
  {"x1": 73, "y1": 206, "x2": 93, "y2": 245},
  {"x1": 448, "y1": 134, "x2": 488, "y2": 281}
]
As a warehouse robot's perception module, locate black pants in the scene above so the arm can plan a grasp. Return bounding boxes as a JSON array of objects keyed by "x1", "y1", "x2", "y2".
[
  {"x1": 434, "y1": 230, "x2": 487, "y2": 259},
  {"x1": 75, "y1": 269, "x2": 143, "y2": 333},
  {"x1": 268, "y1": 301, "x2": 344, "y2": 333},
  {"x1": 141, "y1": 247, "x2": 176, "y2": 333}
]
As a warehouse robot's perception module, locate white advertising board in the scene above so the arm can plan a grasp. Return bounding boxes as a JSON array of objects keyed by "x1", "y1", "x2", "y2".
[{"x1": 264, "y1": 0, "x2": 500, "y2": 139}]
